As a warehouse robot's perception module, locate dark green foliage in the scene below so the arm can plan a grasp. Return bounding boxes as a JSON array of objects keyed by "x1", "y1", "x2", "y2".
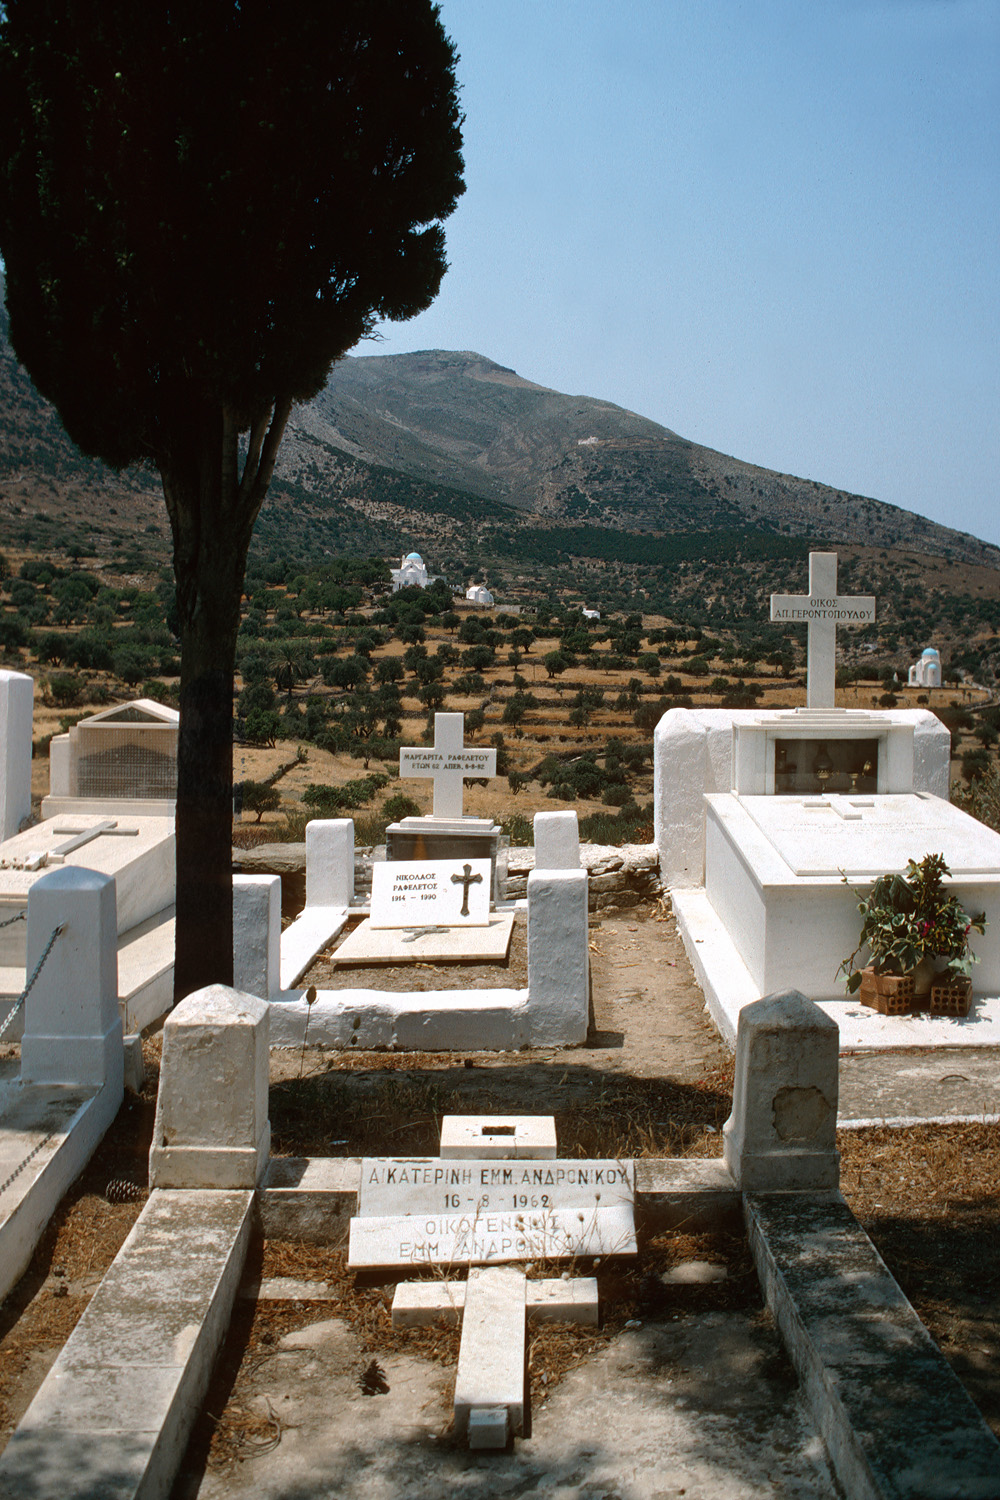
[
  {"x1": 44, "y1": 671, "x2": 84, "y2": 707},
  {"x1": 241, "y1": 780, "x2": 281, "y2": 823},
  {"x1": 0, "y1": 2, "x2": 464, "y2": 465},
  {"x1": 382, "y1": 792, "x2": 421, "y2": 823},
  {"x1": 961, "y1": 747, "x2": 991, "y2": 783},
  {"x1": 302, "y1": 772, "x2": 389, "y2": 814},
  {"x1": 0, "y1": 0, "x2": 463, "y2": 998},
  {"x1": 840, "y1": 853, "x2": 986, "y2": 989}
]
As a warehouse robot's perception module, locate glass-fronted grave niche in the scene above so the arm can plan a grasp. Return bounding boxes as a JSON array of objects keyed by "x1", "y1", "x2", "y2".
[{"x1": 731, "y1": 716, "x2": 918, "y2": 797}]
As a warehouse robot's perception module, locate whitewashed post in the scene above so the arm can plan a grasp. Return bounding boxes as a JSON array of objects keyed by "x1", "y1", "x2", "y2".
[
  {"x1": 526, "y1": 868, "x2": 589, "y2": 1045},
  {"x1": 722, "y1": 989, "x2": 839, "y2": 1191},
  {"x1": 233, "y1": 874, "x2": 281, "y2": 1000},
  {"x1": 149, "y1": 983, "x2": 270, "y2": 1189},
  {"x1": 20, "y1": 866, "x2": 123, "y2": 1093},
  {"x1": 533, "y1": 810, "x2": 580, "y2": 870},
  {"x1": 305, "y1": 817, "x2": 354, "y2": 908},
  {"x1": 0, "y1": 669, "x2": 33, "y2": 842}
]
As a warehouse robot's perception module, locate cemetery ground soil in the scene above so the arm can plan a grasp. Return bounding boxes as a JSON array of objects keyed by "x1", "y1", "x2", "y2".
[{"x1": 1, "y1": 907, "x2": 999, "y2": 1479}]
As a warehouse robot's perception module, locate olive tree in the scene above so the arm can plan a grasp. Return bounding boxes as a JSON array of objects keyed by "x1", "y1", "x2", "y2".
[{"x1": 0, "y1": 0, "x2": 464, "y2": 996}]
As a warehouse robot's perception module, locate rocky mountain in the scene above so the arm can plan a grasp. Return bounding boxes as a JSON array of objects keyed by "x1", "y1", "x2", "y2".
[
  {"x1": 278, "y1": 349, "x2": 998, "y2": 567},
  {"x1": 0, "y1": 271, "x2": 996, "y2": 574}
]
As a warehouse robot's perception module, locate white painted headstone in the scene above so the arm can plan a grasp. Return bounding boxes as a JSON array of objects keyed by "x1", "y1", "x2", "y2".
[
  {"x1": 399, "y1": 712, "x2": 497, "y2": 819},
  {"x1": 770, "y1": 552, "x2": 875, "y2": 708},
  {"x1": 0, "y1": 670, "x2": 32, "y2": 842},
  {"x1": 368, "y1": 857, "x2": 491, "y2": 928},
  {"x1": 348, "y1": 1202, "x2": 636, "y2": 1269}
]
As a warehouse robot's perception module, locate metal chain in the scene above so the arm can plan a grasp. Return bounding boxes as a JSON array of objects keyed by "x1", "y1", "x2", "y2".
[
  {"x1": 0, "y1": 1131, "x2": 57, "y2": 1198},
  {"x1": 0, "y1": 909, "x2": 26, "y2": 930},
  {"x1": 0, "y1": 922, "x2": 65, "y2": 1044},
  {"x1": 0, "y1": 922, "x2": 68, "y2": 1197}
]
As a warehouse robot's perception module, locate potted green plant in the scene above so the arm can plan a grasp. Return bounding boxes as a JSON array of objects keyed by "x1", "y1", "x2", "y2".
[{"x1": 840, "y1": 853, "x2": 986, "y2": 1016}]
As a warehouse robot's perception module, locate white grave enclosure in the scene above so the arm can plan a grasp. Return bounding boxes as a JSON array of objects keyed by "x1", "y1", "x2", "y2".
[
  {"x1": 0, "y1": 690, "x2": 177, "y2": 1036},
  {"x1": 704, "y1": 791, "x2": 1000, "y2": 1003},
  {"x1": 0, "y1": 812, "x2": 175, "y2": 1034},
  {"x1": 658, "y1": 550, "x2": 1000, "y2": 1049},
  {"x1": 266, "y1": 812, "x2": 589, "y2": 1051}
]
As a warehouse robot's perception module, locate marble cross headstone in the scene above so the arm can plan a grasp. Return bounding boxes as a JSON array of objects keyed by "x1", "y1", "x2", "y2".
[
  {"x1": 349, "y1": 1115, "x2": 635, "y2": 1449},
  {"x1": 398, "y1": 712, "x2": 497, "y2": 820},
  {"x1": 770, "y1": 551, "x2": 876, "y2": 709}
]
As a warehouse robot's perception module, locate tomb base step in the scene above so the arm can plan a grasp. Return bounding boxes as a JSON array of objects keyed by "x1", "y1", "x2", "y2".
[
  {"x1": 0, "y1": 1081, "x2": 117, "y2": 1303},
  {"x1": 672, "y1": 885, "x2": 1000, "y2": 1055}
]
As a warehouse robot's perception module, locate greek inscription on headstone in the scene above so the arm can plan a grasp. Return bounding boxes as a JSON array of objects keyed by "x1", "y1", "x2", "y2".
[{"x1": 369, "y1": 858, "x2": 491, "y2": 929}]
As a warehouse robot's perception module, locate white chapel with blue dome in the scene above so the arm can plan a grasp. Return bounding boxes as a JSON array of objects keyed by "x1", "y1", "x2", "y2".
[
  {"x1": 908, "y1": 646, "x2": 942, "y2": 689},
  {"x1": 390, "y1": 550, "x2": 430, "y2": 592}
]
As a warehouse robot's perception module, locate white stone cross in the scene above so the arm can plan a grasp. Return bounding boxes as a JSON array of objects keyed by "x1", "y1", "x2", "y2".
[
  {"x1": 770, "y1": 551, "x2": 875, "y2": 709},
  {"x1": 349, "y1": 1116, "x2": 625, "y2": 1449},
  {"x1": 4, "y1": 819, "x2": 140, "y2": 872},
  {"x1": 398, "y1": 712, "x2": 497, "y2": 820}
]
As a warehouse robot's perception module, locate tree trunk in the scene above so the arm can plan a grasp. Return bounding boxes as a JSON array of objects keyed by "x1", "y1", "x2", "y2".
[{"x1": 161, "y1": 397, "x2": 291, "y2": 1003}]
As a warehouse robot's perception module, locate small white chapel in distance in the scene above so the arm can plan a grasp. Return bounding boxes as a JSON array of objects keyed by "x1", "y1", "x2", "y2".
[
  {"x1": 909, "y1": 646, "x2": 942, "y2": 689},
  {"x1": 654, "y1": 551, "x2": 1000, "y2": 1050},
  {"x1": 390, "y1": 551, "x2": 430, "y2": 592}
]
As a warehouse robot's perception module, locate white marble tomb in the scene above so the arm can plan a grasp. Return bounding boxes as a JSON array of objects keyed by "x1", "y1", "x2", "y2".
[
  {"x1": 658, "y1": 551, "x2": 1000, "y2": 1048},
  {"x1": 705, "y1": 790, "x2": 1000, "y2": 1001},
  {"x1": 0, "y1": 814, "x2": 174, "y2": 960}
]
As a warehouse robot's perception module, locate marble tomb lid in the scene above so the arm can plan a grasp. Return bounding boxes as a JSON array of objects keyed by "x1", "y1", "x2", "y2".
[
  {"x1": 740, "y1": 792, "x2": 1000, "y2": 878},
  {"x1": 0, "y1": 814, "x2": 174, "y2": 898}
]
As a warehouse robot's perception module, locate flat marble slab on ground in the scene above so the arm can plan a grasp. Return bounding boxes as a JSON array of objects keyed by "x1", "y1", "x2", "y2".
[{"x1": 331, "y1": 913, "x2": 515, "y2": 966}]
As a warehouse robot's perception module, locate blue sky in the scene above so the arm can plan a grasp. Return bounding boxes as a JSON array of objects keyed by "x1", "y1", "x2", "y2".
[{"x1": 372, "y1": 1, "x2": 1000, "y2": 547}]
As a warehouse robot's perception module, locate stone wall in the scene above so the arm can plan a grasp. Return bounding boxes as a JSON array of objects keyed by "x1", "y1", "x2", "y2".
[
  {"x1": 233, "y1": 840, "x2": 664, "y2": 915},
  {"x1": 506, "y1": 842, "x2": 662, "y2": 912}
]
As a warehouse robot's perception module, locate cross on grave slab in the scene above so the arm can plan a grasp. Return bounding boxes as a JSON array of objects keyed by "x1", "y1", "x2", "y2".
[
  {"x1": 348, "y1": 1115, "x2": 636, "y2": 1450},
  {"x1": 398, "y1": 712, "x2": 497, "y2": 820},
  {"x1": 5, "y1": 819, "x2": 140, "y2": 871},
  {"x1": 451, "y1": 862, "x2": 483, "y2": 917},
  {"x1": 50, "y1": 819, "x2": 140, "y2": 860},
  {"x1": 770, "y1": 551, "x2": 876, "y2": 709}
]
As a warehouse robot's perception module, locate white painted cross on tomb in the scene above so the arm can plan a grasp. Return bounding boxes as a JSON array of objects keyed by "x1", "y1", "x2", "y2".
[
  {"x1": 399, "y1": 712, "x2": 497, "y2": 820},
  {"x1": 771, "y1": 551, "x2": 875, "y2": 708}
]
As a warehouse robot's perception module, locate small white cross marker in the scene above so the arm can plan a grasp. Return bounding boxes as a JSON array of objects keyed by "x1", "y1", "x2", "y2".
[{"x1": 770, "y1": 552, "x2": 875, "y2": 708}]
